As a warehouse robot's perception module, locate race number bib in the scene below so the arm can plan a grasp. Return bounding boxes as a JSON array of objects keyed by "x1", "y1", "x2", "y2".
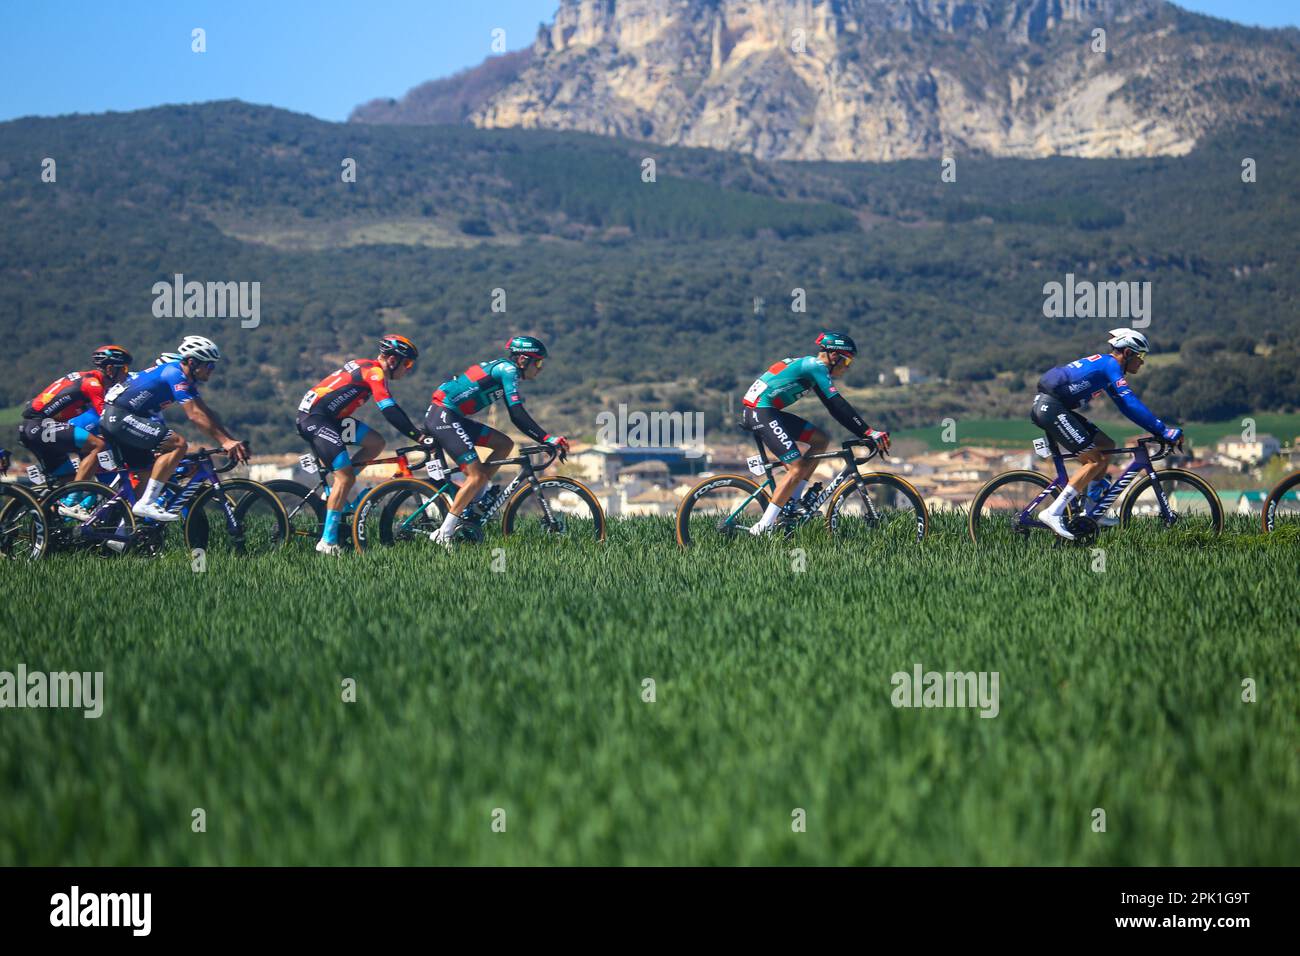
[
  {"x1": 105, "y1": 381, "x2": 127, "y2": 403},
  {"x1": 96, "y1": 449, "x2": 118, "y2": 471},
  {"x1": 1031, "y1": 437, "x2": 1052, "y2": 459},
  {"x1": 26, "y1": 465, "x2": 46, "y2": 486},
  {"x1": 426, "y1": 459, "x2": 448, "y2": 481},
  {"x1": 298, "y1": 454, "x2": 319, "y2": 473},
  {"x1": 743, "y1": 379, "x2": 767, "y2": 404},
  {"x1": 297, "y1": 390, "x2": 316, "y2": 413},
  {"x1": 746, "y1": 454, "x2": 765, "y2": 476}
]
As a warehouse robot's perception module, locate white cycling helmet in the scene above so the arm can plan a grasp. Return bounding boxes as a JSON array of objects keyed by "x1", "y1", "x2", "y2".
[
  {"x1": 156, "y1": 351, "x2": 182, "y2": 365},
  {"x1": 178, "y1": 335, "x2": 221, "y2": 363},
  {"x1": 1107, "y1": 328, "x2": 1150, "y2": 353}
]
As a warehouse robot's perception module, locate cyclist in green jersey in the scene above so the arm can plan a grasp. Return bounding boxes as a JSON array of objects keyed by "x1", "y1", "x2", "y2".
[
  {"x1": 425, "y1": 335, "x2": 568, "y2": 545},
  {"x1": 741, "y1": 331, "x2": 889, "y2": 534}
]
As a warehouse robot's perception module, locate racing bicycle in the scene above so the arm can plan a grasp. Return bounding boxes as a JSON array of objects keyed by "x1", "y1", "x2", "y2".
[
  {"x1": 1262, "y1": 469, "x2": 1300, "y2": 533},
  {"x1": 0, "y1": 449, "x2": 49, "y2": 560},
  {"x1": 968, "y1": 435, "x2": 1222, "y2": 545},
  {"x1": 674, "y1": 426, "x2": 928, "y2": 548}
]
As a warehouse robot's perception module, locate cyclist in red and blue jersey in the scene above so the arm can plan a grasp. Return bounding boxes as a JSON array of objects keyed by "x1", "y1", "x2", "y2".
[
  {"x1": 102, "y1": 335, "x2": 249, "y2": 524},
  {"x1": 1032, "y1": 327, "x2": 1183, "y2": 540},
  {"x1": 296, "y1": 334, "x2": 432, "y2": 555},
  {"x1": 17, "y1": 346, "x2": 131, "y2": 490},
  {"x1": 425, "y1": 335, "x2": 568, "y2": 545},
  {"x1": 742, "y1": 331, "x2": 889, "y2": 534}
]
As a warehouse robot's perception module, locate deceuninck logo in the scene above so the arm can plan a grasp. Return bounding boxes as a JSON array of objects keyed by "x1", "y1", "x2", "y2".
[
  {"x1": 0, "y1": 664, "x2": 103, "y2": 718},
  {"x1": 50, "y1": 886, "x2": 151, "y2": 936},
  {"x1": 890, "y1": 664, "x2": 999, "y2": 718}
]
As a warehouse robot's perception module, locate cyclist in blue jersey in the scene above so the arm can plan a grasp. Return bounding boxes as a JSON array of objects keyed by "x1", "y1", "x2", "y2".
[
  {"x1": 741, "y1": 331, "x2": 889, "y2": 534},
  {"x1": 1032, "y1": 328, "x2": 1183, "y2": 540},
  {"x1": 425, "y1": 335, "x2": 568, "y2": 545},
  {"x1": 101, "y1": 335, "x2": 249, "y2": 523}
]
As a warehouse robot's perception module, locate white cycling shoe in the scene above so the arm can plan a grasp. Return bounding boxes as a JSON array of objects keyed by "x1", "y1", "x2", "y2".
[
  {"x1": 747, "y1": 522, "x2": 776, "y2": 536},
  {"x1": 428, "y1": 530, "x2": 455, "y2": 550},
  {"x1": 57, "y1": 503, "x2": 94, "y2": 521},
  {"x1": 132, "y1": 500, "x2": 179, "y2": 523},
  {"x1": 315, "y1": 540, "x2": 346, "y2": 556},
  {"x1": 1040, "y1": 512, "x2": 1075, "y2": 540}
]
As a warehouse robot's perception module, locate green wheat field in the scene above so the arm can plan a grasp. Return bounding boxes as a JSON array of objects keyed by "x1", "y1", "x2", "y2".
[{"x1": 1, "y1": 514, "x2": 1297, "y2": 865}]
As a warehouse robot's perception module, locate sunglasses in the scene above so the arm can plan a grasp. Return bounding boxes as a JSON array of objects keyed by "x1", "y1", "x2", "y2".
[{"x1": 835, "y1": 353, "x2": 854, "y2": 367}]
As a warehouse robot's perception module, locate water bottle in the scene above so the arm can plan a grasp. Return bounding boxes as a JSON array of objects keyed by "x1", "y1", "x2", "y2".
[
  {"x1": 1086, "y1": 478, "x2": 1110, "y2": 505},
  {"x1": 801, "y1": 482, "x2": 823, "y2": 511}
]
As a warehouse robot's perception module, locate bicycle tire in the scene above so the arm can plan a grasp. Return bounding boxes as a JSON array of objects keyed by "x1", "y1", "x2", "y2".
[
  {"x1": 1262, "y1": 470, "x2": 1300, "y2": 533},
  {"x1": 263, "y1": 478, "x2": 326, "y2": 543},
  {"x1": 674, "y1": 473, "x2": 771, "y2": 549},
  {"x1": 825, "y1": 472, "x2": 929, "y2": 543},
  {"x1": 1119, "y1": 468, "x2": 1223, "y2": 535},
  {"x1": 186, "y1": 479, "x2": 290, "y2": 556},
  {"x1": 968, "y1": 470, "x2": 1052, "y2": 545},
  {"x1": 500, "y1": 476, "x2": 607, "y2": 541},
  {"x1": 0, "y1": 482, "x2": 50, "y2": 560},
  {"x1": 351, "y1": 477, "x2": 449, "y2": 552}
]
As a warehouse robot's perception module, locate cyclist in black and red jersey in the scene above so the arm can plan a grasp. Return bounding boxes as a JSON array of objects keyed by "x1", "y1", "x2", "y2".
[
  {"x1": 295, "y1": 334, "x2": 433, "y2": 555},
  {"x1": 17, "y1": 346, "x2": 132, "y2": 497}
]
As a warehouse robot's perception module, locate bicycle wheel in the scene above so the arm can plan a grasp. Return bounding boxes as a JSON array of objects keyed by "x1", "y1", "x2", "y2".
[
  {"x1": 1263, "y1": 470, "x2": 1300, "y2": 533},
  {"x1": 263, "y1": 478, "x2": 325, "y2": 544},
  {"x1": 186, "y1": 479, "x2": 289, "y2": 557},
  {"x1": 0, "y1": 483, "x2": 50, "y2": 560},
  {"x1": 826, "y1": 472, "x2": 929, "y2": 544},
  {"x1": 501, "y1": 477, "x2": 606, "y2": 541},
  {"x1": 351, "y1": 477, "x2": 448, "y2": 552},
  {"x1": 39, "y1": 479, "x2": 136, "y2": 557},
  {"x1": 674, "y1": 474, "x2": 771, "y2": 548},
  {"x1": 1120, "y1": 468, "x2": 1223, "y2": 536},
  {"x1": 968, "y1": 470, "x2": 1054, "y2": 545}
]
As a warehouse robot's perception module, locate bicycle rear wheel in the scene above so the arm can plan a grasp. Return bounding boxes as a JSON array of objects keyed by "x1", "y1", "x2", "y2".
[
  {"x1": 0, "y1": 483, "x2": 50, "y2": 560},
  {"x1": 501, "y1": 477, "x2": 606, "y2": 542},
  {"x1": 1120, "y1": 468, "x2": 1223, "y2": 536},
  {"x1": 40, "y1": 479, "x2": 136, "y2": 557},
  {"x1": 1262, "y1": 470, "x2": 1300, "y2": 534},
  {"x1": 351, "y1": 478, "x2": 448, "y2": 552},
  {"x1": 968, "y1": 470, "x2": 1054, "y2": 545},
  {"x1": 187, "y1": 479, "x2": 289, "y2": 557},
  {"x1": 826, "y1": 473, "x2": 929, "y2": 544},
  {"x1": 263, "y1": 478, "x2": 325, "y2": 544},
  {"x1": 674, "y1": 474, "x2": 771, "y2": 548}
]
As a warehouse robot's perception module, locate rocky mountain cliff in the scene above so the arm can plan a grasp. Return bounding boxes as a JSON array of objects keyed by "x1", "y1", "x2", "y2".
[{"x1": 351, "y1": 0, "x2": 1300, "y2": 161}]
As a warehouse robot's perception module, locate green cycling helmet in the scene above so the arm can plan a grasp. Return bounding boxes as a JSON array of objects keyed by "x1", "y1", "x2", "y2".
[
  {"x1": 815, "y1": 330, "x2": 857, "y2": 355},
  {"x1": 507, "y1": 335, "x2": 548, "y2": 359}
]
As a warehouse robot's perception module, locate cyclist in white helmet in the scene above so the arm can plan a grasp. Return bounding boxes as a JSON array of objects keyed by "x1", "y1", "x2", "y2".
[
  {"x1": 101, "y1": 335, "x2": 249, "y2": 522},
  {"x1": 1031, "y1": 328, "x2": 1183, "y2": 540}
]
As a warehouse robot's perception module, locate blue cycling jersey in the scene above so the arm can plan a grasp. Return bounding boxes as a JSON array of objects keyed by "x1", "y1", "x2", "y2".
[
  {"x1": 104, "y1": 360, "x2": 197, "y2": 416},
  {"x1": 1038, "y1": 353, "x2": 1168, "y2": 436}
]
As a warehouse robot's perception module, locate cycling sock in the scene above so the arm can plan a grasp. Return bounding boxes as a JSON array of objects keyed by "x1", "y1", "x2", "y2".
[
  {"x1": 322, "y1": 509, "x2": 342, "y2": 545},
  {"x1": 1046, "y1": 485, "x2": 1079, "y2": 517},
  {"x1": 755, "y1": 501, "x2": 784, "y2": 529},
  {"x1": 141, "y1": 479, "x2": 165, "y2": 505},
  {"x1": 438, "y1": 511, "x2": 463, "y2": 537}
]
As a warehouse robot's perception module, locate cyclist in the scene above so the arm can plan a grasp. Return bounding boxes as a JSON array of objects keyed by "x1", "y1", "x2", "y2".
[
  {"x1": 741, "y1": 331, "x2": 889, "y2": 534},
  {"x1": 1032, "y1": 327, "x2": 1183, "y2": 540},
  {"x1": 425, "y1": 335, "x2": 568, "y2": 546},
  {"x1": 101, "y1": 335, "x2": 249, "y2": 523},
  {"x1": 296, "y1": 334, "x2": 431, "y2": 555},
  {"x1": 17, "y1": 346, "x2": 132, "y2": 492}
]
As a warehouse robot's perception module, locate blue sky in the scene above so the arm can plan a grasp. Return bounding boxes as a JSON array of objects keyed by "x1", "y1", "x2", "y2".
[{"x1": 0, "y1": 1, "x2": 1294, "y2": 124}]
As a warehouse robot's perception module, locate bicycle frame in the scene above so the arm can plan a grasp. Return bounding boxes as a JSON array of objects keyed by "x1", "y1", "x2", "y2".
[
  {"x1": 389, "y1": 444, "x2": 560, "y2": 535},
  {"x1": 721, "y1": 431, "x2": 886, "y2": 525},
  {"x1": 73, "y1": 449, "x2": 228, "y2": 545},
  {"x1": 1016, "y1": 438, "x2": 1172, "y2": 532}
]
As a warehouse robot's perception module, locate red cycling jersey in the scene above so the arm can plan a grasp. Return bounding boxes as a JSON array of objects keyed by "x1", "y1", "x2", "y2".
[
  {"x1": 22, "y1": 369, "x2": 108, "y2": 422},
  {"x1": 297, "y1": 359, "x2": 396, "y2": 421}
]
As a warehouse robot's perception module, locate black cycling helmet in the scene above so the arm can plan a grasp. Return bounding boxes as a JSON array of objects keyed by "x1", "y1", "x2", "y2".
[
  {"x1": 507, "y1": 335, "x2": 548, "y2": 359},
  {"x1": 378, "y1": 333, "x2": 419, "y2": 361},
  {"x1": 92, "y1": 344, "x2": 133, "y2": 368},
  {"x1": 815, "y1": 330, "x2": 857, "y2": 355}
]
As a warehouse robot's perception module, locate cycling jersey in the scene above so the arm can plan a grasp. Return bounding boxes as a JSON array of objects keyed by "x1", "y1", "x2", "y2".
[
  {"x1": 104, "y1": 361, "x2": 197, "y2": 416},
  {"x1": 431, "y1": 358, "x2": 549, "y2": 443},
  {"x1": 743, "y1": 355, "x2": 870, "y2": 436},
  {"x1": 22, "y1": 369, "x2": 110, "y2": 422},
  {"x1": 297, "y1": 359, "x2": 422, "y2": 441},
  {"x1": 1037, "y1": 354, "x2": 1169, "y2": 436}
]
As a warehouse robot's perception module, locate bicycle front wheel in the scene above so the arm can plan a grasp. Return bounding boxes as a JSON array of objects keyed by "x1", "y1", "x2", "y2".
[
  {"x1": 263, "y1": 478, "x2": 325, "y2": 544},
  {"x1": 674, "y1": 474, "x2": 771, "y2": 549},
  {"x1": 187, "y1": 479, "x2": 289, "y2": 557},
  {"x1": 826, "y1": 473, "x2": 929, "y2": 544},
  {"x1": 1120, "y1": 468, "x2": 1223, "y2": 536},
  {"x1": 351, "y1": 478, "x2": 448, "y2": 552},
  {"x1": 501, "y1": 477, "x2": 606, "y2": 542},
  {"x1": 1263, "y1": 470, "x2": 1300, "y2": 534},
  {"x1": 0, "y1": 483, "x2": 50, "y2": 560},
  {"x1": 968, "y1": 470, "x2": 1054, "y2": 546}
]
